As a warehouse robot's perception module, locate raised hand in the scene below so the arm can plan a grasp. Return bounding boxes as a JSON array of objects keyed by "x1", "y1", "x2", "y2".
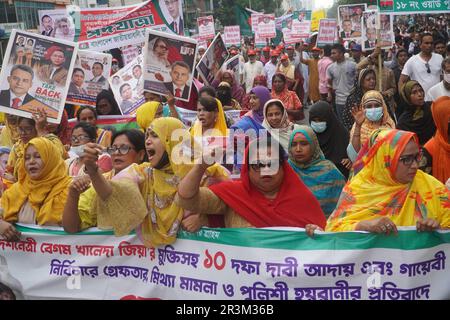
[{"x1": 351, "y1": 103, "x2": 366, "y2": 127}]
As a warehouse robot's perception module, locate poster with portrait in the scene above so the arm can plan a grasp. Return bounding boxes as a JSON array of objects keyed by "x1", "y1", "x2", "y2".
[
  {"x1": 66, "y1": 50, "x2": 112, "y2": 107},
  {"x1": 0, "y1": 30, "x2": 77, "y2": 124},
  {"x1": 196, "y1": 33, "x2": 229, "y2": 86},
  {"x1": 38, "y1": 9, "x2": 75, "y2": 42},
  {"x1": 257, "y1": 14, "x2": 276, "y2": 39},
  {"x1": 222, "y1": 54, "x2": 240, "y2": 86},
  {"x1": 158, "y1": 0, "x2": 185, "y2": 35},
  {"x1": 337, "y1": 3, "x2": 367, "y2": 40},
  {"x1": 362, "y1": 11, "x2": 394, "y2": 51},
  {"x1": 121, "y1": 43, "x2": 145, "y2": 65},
  {"x1": 198, "y1": 16, "x2": 215, "y2": 41},
  {"x1": 292, "y1": 10, "x2": 312, "y2": 40},
  {"x1": 143, "y1": 29, "x2": 197, "y2": 102},
  {"x1": 108, "y1": 54, "x2": 145, "y2": 115}
]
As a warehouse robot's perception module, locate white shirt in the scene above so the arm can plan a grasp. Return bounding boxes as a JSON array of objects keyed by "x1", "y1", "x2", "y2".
[
  {"x1": 264, "y1": 61, "x2": 277, "y2": 88},
  {"x1": 243, "y1": 61, "x2": 264, "y2": 93},
  {"x1": 427, "y1": 81, "x2": 450, "y2": 102},
  {"x1": 402, "y1": 53, "x2": 443, "y2": 101},
  {"x1": 9, "y1": 91, "x2": 26, "y2": 107}
]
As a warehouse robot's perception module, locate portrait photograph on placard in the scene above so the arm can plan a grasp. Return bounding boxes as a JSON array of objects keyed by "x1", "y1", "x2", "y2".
[
  {"x1": 143, "y1": 29, "x2": 197, "y2": 102},
  {"x1": 0, "y1": 30, "x2": 76, "y2": 123},
  {"x1": 196, "y1": 33, "x2": 229, "y2": 86},
  {"x1": 337, "y1": 4, "x2": 367, "y2": 40}
]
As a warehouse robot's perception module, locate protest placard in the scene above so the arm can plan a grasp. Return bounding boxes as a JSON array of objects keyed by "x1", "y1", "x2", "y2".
[
  {"x1": 316, "y1": 19, "x2": 338, "y2": 47},
  {"x1": 362, "y1": 11, "x2": 394, "y2": 51},
  {"x1": 198, "y1": 16, "x2": 215, "y2": 41},
  {"x1": 121, "y1": 43, "x2": 145, "y2": 65},
  {"x1": 108, "y1": 54, "x2": 145, "y2": 115},
  {"x1": 0, "y1": 30, "x2": 77, "y2": 124},
  {"x1": 224, "y1": 26, "x2": 241, "y2": 47},
  {"x1": 337, "y1": 3, "x2": 367, "y2": 39},
  {"x1": 257, "y1": 14, "x2": 276, "y2": 39},
  {"x1": 38, "y1": 9, "x2": 76, "y2": 41},
  {"x1": 196, "y1": 33, "x2": 229, "y2": 86},
  {"x1": 66, "y1": 50, "x2": 112, "y2": 107},
  {"x1": 143, "y1": 29, "x2": 197, "y2": 102}
]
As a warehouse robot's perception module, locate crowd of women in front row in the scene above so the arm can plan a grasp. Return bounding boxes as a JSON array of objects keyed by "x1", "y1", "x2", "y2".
[{"x1": 0, "y1": 75, "x2": 448, "y2": 246}]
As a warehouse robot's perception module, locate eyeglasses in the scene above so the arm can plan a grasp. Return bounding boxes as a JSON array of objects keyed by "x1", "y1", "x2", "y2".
[
  {"x1": 425, "y1": 62, "x2": 431, "y2": 73},
  {"x1": 18, "y1": 127, "x2": 35, "y2": 134},
  {"x1": 399, "y1": 152, "x2": 423, "y2": 166},
  {"x1": 106, "y1": 145, "x2": 135, "y2": 155},
  {"x1": 71, "y1": 135, "x2": 91, "y2": 143},
  {"x1": 249, "y1": 160, "x2": 279, "y2": 172}
]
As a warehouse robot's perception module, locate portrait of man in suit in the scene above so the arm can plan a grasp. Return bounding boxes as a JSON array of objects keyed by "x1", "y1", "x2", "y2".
[
  {"x1": 119, "y1": 83, "x2": 134, "y2": 113},
  {"x1": 68, "y1": 68, "x2": 88, "y2": 96},
  {"x1": 90, "y1": 62, "x2": 106, "y2": 83},
  {"x1": 0, "y1": 65, "x2": 38, "y2": 110},
  {"x1": 132, "y1": 65, "x2": 143, "y2": 90},
  {"x1": 340, "y1": 19, "x2": 355, "y2": 38},
  {"x1": 161, "y1": 0, "x2": 184, "y2": 35},
  {"x1": 41, "y1": 15, "x2": 54, "y2": 37},
  {"x1": 164, "y1": 61, "x2": 191, "y2": 100},
  {"x1": 364, "y1": 28, "x2": 377, "y2": 49}
]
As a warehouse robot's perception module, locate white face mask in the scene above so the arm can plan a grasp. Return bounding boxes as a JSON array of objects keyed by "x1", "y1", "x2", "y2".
[{"x1": 70, "y1": 145, "x2": 85, "y2": 157}]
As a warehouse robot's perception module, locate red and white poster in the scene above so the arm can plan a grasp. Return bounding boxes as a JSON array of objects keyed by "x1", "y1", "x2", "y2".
[
  {"x1": 224, "y1": 26, "x2": 241, "y2": 47},
  {"x1": 293, "y1": 20, "x2": 311, "y2": 39},
  {"x1": 197, "y1": 16, "x2": 215, "y2": 41},
  {"x1": 316, "y1": 19, "x2": 338, "y2": 47},
  {"x1": 257, "y1": 14, "x2": 276, "y2": 39},
  {"x1": 251, "y1": 13, "x2": 263, "y2": 33}
]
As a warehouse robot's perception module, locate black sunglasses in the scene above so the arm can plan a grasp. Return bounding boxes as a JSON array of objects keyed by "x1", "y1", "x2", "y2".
[{"x1": 425, "y1": 62, "x2": 431, "y2": 74}]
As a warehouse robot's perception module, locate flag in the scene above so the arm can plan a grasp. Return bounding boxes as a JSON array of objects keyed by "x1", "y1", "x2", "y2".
[{"x1": 233, "y1": 4, "x2": 253, "y2": 37}]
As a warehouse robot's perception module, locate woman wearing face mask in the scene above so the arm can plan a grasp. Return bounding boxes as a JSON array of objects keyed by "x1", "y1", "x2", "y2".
[
  {"x1": 288, "y1": 126, "x2": 346, "y2": 217},
  {"x1": 75, "y1": 118, "x2": 228, "y2": 246},
  {"x1": 65, "y1": 122, "x2": 112, "y2": 177},
  {"x1": 309, "y1": 101, "x2": 351, "y2": 178},
  {"x1": 423, "y1": 96, "x2": 450, "y2": 184},
  {"x1": 76, "y1": 106, "x2": 112, "y2": 148},
  {"x1": 216, "y1": 82, "x2": 241, "y2": 111},
  {"x1": 262, "y1": 99, "x2": 299, "y2": 152},
  {"x1": 342, "y1": 68, "x2": 377, "y2": 131},
  {"x1": 0, "y1": 137, "x2": 72, "y2": 241},
  {"x1": 396, "y1": 81, "x2": 436, "y2": 146},
  {"x1": 63, "y1": 129, "x2": 146, "y2": 233},
  {"x1": 5, "y1": 116, "x2": 66, "y2": 183},
  {"x1": 348, "y1": 90, "x2": 395, "y2": 162},
  {"x1": 190, "y1": 96, "x2": 228, "y2": 138},
  {"x1": 324, "y1": 129, "x2": 449, "y2": 234}
]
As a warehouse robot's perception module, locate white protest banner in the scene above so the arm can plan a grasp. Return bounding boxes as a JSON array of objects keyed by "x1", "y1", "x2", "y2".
[
  {"x1": 197, "y1": 33, "x2": 229, "y2": 86},
  {"x1": 224, "y1": 26, "x2": 241, "y2": 47},
  {"x1": 1, "y1": 225, "x2": 448, "y2": 300},
  {"x1": 198, "y1": 16, "x2": 215, "y2": 41},
  {"x1": 175, "y1": 107, "x2": 242, "y2": 127},
  {"x1": 0, "y1": 30, "x2": 77, "y2": 124},
  {"x1": 108, "y1": 54, "x2": 145, "y2": 115},
  {"x1": 316, "y1": 19, "x2": 338, "y2": 47},
  {"x1": 293, "y1": 21, "x2": 311, "y2": 40},
  {"x1": 257, "y1": 14, "x2": 276, "y2": 39},
  {"x1": 283, "y1": 29, "x2": 298, "y2": 45},
  {"x1": 337, "y1": 3, "x2": 367, "y2": 39},
  {"x1": 66, "y1": 50, "x2": 112, "y2": 107},
  {"x1": 143, "y1": 29, "x2": 197, "y2": 102},
  {"x1": 78, "y1": 29, "x2": 148, "y2": 52},
  {"x1": 38, "y1": 9, "x2": 76, "y2": 41},
  {"x1": 362, "y1": 11, "x2": 394, "y2": 51},
  {"x1": 254, "y1": 32, "x2": 267, "y2": 48}
]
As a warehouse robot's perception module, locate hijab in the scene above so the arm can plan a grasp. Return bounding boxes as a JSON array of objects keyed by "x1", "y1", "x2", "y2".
[
  {"x1": 246, "y1": 85, "x2": 272, "y2": 124},
  {"x1": 262, "y1": 99, "x2": 297, "y2": 151},
  {"x1": 136, "y1": 101, "x2": 161, "y2": 131}
]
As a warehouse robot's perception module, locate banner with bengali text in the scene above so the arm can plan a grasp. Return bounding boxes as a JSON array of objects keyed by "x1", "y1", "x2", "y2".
[{"x1": 1, "y1": 225, "x2": 448, "y2": 300}]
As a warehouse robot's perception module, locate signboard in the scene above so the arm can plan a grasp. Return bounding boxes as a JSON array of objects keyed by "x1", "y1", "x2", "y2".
[
  {"x1": 316, "y1": 19, "x2": 338, "y2": 47},
  {"x1": 224, "y1": 26, "x2": 241, "y2": 47},
  {"x1": 378, "y1": 0, "x2": 450, "y2": 13},
  {"x1": 198, "y1": 16, "x2": 215, "y2": 41}
]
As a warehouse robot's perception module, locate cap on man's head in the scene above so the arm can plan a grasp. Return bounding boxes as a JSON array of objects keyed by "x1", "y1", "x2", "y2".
[
  {"x1": 262, "y1": 46, "x2": 270, "y2": 52},
  {"x1": 312, "y1": 47, "x2": 321, "y2": 52},
  {"x1": 351, "y1": 44, "x2": 362, "y2": 52},
  {"x1": 280, "y1": 54, "x2": 289, "y2": 61},
  {"x1": 44, "y1": 45, "x2": 64, "y2": 60},
  {"x1": 270, "y1": 50, "x2": 278, "y2": 57},
  {"x1": 247, "y1": 49, "x2": 256, "y2": 56},
  {"x1": 286, "y1": 45, "x2": 294, "y2": 50}
]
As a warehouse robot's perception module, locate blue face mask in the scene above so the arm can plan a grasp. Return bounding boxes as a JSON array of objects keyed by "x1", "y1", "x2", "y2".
[
  {"x1": 162, "y1": 104, "x2": 170, "y2": 117},
  {"x1": 310, "y1": 121, "x2": 327, "y2": 133},
  {"x1": 365, "y1": 107, "x2": 383, "y2": 122}
]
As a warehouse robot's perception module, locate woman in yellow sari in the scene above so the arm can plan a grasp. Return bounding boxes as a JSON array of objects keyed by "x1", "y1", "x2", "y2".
[
  {"x1": 0, "y1": 137, "x2": 71, "y2": 241},
  {"x1": 324, "y1": 129, "x2": 449, "y2": 234},
  {"x1": 0, "y1": 114, "x2": 20, "y2": 148},
  {"x1": 79, "y1": 117, "x2": 228, "y2": 247},
  {"x1": 76, "y1": 106, "x2": 112, "y2": 148},
  {"x1": 190, "y1": 96, "x2": 228, "y2": 138}
]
